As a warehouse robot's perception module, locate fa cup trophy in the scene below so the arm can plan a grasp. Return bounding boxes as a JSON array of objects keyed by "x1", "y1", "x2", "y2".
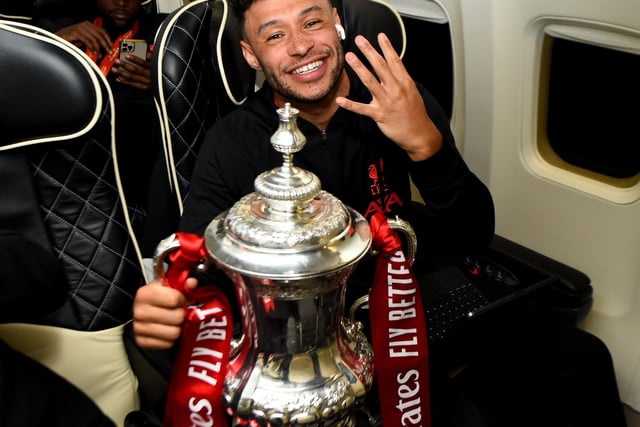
[{"x1": 155, "y1": 103, "x2": 416, "y2": 427}]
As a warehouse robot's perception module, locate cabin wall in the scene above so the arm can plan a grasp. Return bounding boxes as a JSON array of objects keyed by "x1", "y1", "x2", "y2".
[
  {"x1": 448, "y1": 0, "x2": 640, "y2": 411},
  {"x1": 156, "y1": 0, "x2": 186, "y2": 13}
]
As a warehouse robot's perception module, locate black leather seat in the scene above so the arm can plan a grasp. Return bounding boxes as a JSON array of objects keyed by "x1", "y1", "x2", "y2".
[
  {"x1": 151, "y1": 0, "x2": 255, "y2": 213},
  {"x1": 139, "y1": 0, "x2": 258, "y2": 248},
  {"x1": 0, "y1": 19, "x2": 148, "y2": 329},
  {"x1": 125, "y1": 2, "x2": 259, "y2": 418},
  {"x1": 0, "y1": 20, "x2": 150, "y2": 425}
]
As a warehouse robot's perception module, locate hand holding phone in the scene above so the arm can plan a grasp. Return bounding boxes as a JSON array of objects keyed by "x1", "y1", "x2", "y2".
[{"x1": 119, "y1": 39, "x2": 148, "y2": 62}]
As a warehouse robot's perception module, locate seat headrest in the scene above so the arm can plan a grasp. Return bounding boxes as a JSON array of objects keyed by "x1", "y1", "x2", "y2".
[
  {"x1": 337, "y1": 0, "x2": 406, "y2": 61},
  {"x1": 213, "y1": 0, "x2": 406, "y2": 105},
  {"x1": 212, "y1": 0, "x2": 255, "y2": 105},
  {"x1": 0, "y1": 21, "x2": 102, "y2": 150}
]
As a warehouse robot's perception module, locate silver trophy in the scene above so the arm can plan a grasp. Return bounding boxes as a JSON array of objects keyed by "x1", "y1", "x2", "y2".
[{"x1": 155, "y1": 103, "x2": 416, "y2": 426}]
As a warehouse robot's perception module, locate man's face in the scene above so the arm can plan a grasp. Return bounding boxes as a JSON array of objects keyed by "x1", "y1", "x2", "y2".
[
  {"x1": 97, "y1": 0, "x2": 142, "y2": 28},
  {"x1": 240, "y1": 0, "x2": 345, "y2": 104}
]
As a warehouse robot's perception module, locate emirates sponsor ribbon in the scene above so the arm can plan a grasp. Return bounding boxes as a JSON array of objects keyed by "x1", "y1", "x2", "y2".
[
  {"x1": 161, "y1": 232, "x2": 232, "y2": 427},
  {"x1": 85, "y1": 17, "x2": 140, "y2": 76},
  {"x1": 369, "y1": 213, "x2": 432, "y2": 427}
]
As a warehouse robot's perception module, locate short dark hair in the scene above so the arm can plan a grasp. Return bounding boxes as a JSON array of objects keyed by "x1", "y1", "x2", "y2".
[
  {"x1": 227, "y1": 0, "x2": 251, "y2": 26},
  {"x1": 228, "y1": 0, "x2": 338, "y2": 30}
]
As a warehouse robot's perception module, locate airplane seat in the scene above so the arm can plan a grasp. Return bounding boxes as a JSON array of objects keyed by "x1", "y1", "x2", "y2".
[
  {"x1": 123, "y1": 0, "x2": 406, "y2": 424},
  {"x1": 136, "y1": 0, "x2": 256, "y2": 253},
  {"x1": 336, "y1": 0, "x2": 406, "y2": 61},
  {"x1": 0, "y1": 20, "x2": 152, "y2": 426},
  {"x1": 124, "y1": 1, "x2": 253, "y2": 419},
  {"x1": 151, "y1": 0, "x2": 254, "y2": 213}
]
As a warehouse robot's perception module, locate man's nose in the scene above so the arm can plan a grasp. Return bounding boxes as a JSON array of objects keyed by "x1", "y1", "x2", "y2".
[{"x1": 288, "y1": 31, "x2": 314, "y2": 55}]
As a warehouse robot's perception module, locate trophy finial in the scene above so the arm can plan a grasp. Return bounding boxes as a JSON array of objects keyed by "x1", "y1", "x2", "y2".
[
  {"x1": 270, "y1": 102, "x2": 306, "y2": 156},
  {"x1": 255, "y1": 102, "x2": 320, "y2": 208}
]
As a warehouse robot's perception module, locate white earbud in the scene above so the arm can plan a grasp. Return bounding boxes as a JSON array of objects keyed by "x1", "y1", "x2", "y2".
[{"x1": 335, "y1": 24, "x2": 346, "y2": 41}]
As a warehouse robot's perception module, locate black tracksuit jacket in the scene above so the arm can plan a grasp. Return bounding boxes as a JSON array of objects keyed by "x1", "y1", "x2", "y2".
[{"x1": 179, "y1": 75, "x2": 495, "y2": 262}]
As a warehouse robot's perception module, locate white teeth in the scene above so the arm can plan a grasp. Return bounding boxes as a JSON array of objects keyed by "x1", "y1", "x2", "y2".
[{"x1": 292, "y1": 60, "x2": 322, "y2": 74}]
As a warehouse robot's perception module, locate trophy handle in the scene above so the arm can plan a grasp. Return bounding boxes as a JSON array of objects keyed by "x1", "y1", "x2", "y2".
[
  {"x1": 152, "y1": 233, "x2": 245, "y2": 358},
  {"x1": 153, "y1": 233, "x2": 181, "y2": 282},
  {"x1": 153, "y1": 233, "x2": 212, "y2": 284},
  {"x1": 386, "y1": 215, "x2": 418, "y2": 265},
  {"x1": 350, "y1": 216, "x2": 418, "y2": 322}
]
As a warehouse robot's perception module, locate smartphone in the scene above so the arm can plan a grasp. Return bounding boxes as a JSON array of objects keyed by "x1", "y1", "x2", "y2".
[{"x1": 119, "y1": 39, "x2": 148, "y2": 62}]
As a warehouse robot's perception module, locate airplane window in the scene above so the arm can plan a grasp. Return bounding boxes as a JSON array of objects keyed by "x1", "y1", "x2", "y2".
[{"x1": 546, "y1": 37, "x2": 640, "y2": 179}]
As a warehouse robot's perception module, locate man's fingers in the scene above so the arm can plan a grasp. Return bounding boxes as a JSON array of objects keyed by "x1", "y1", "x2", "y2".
[
  {"x1": 82, "y1": 23, "x2": 112, "y2": 54},
  {"x1": 376, "y1": 32, "x2": 405, "y2": 73},
  {"x1": 135, "y1": 280, "x2": 187, "y2": 308},
  {"x1": 335, "y1": 94, "x2": 368, "y2": 116},
  {"x1": 132, "y1": 282, "x2": 187, "y2": 349},
  {"x1": 113, "y1": 59, "x2": 153, "y2": 90},
  {"x1": 344, "y1": 50, "x2": 375, "y2": 84},
  {"x1": 134, "y1": 322, "x2": 184, "y2": 349},
  {"x1": 353, "y1": 34, "x2": 399, "y2": 84},
  {"x1": 344, "y1": 50, "x2": 386, "y2": 108},
  {"x1": 120, "y1": 55, "x2": 149, "y2": 68}
]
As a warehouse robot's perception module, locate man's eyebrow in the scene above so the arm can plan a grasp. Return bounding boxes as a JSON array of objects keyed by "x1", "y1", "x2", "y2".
[{"x1": 257, "y1": 5, "x2": 323, "y2": 35}]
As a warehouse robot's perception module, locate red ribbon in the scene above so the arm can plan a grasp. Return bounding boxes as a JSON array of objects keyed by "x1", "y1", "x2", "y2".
[
  {"x1": 162, "y1": 218, "x2": 431, "y2": 427},
  {"x1": 369, "y1": 213, "x2": 432, "y2": 427},
  {"x1": 161, "y1": 233, "x2": 232, "y2": 427}
]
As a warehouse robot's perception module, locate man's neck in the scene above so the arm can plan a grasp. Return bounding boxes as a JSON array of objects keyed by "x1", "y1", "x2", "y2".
[{"x1": 274, "y1": 71, "x2": 350, "y2": 131}]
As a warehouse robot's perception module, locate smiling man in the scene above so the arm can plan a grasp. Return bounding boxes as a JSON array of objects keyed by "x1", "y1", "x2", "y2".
[
  {"x1": 167, "y1": 0, "x2": 493, "y2": 238},
  {"x1": 131, "y1": 0, "x2": 494, "y2": 370},
  {"x1": 133, "y1": 0, "x2": 494, "y2": 346},
  {"x1": 133, "y1": 0, "x2": 494, "y2": 423}
]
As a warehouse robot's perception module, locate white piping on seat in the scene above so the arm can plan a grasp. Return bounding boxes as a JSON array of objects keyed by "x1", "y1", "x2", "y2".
[
  {"x1": 0, "y1": 21, "x2": 103, "y2": 151},
  {"x1": 215, "y1": 0, "x2": 248, "y2": 106},
  {"x1": 154, "y1": 0, "x2": 210, "y2": 214},
  {"x1": 0, "y1": 20, "x2": 147, "y2": 280}
]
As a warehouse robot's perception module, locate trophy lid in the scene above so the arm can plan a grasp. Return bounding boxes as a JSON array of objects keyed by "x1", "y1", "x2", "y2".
[{"x1": 204, "y1": 103, "x2": 371, "y2": 279}]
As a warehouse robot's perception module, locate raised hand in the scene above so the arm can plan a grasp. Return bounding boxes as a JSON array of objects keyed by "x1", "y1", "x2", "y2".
[{"x1": 335, "y1": 33, "x2": 442, "y2": 161}]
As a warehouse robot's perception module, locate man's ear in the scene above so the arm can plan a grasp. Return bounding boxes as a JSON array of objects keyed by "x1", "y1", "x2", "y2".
[
  {"x1": 333, "y1": 8, "x2": 342, "y2": 28},
  {"x1": 240, "y1": 40, "x2": 262, "y2": 71}
]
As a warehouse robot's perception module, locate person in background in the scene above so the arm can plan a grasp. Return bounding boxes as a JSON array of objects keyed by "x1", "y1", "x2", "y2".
[{"x1": 53, "y1": 0, "x2": 166, "y2": 212}]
